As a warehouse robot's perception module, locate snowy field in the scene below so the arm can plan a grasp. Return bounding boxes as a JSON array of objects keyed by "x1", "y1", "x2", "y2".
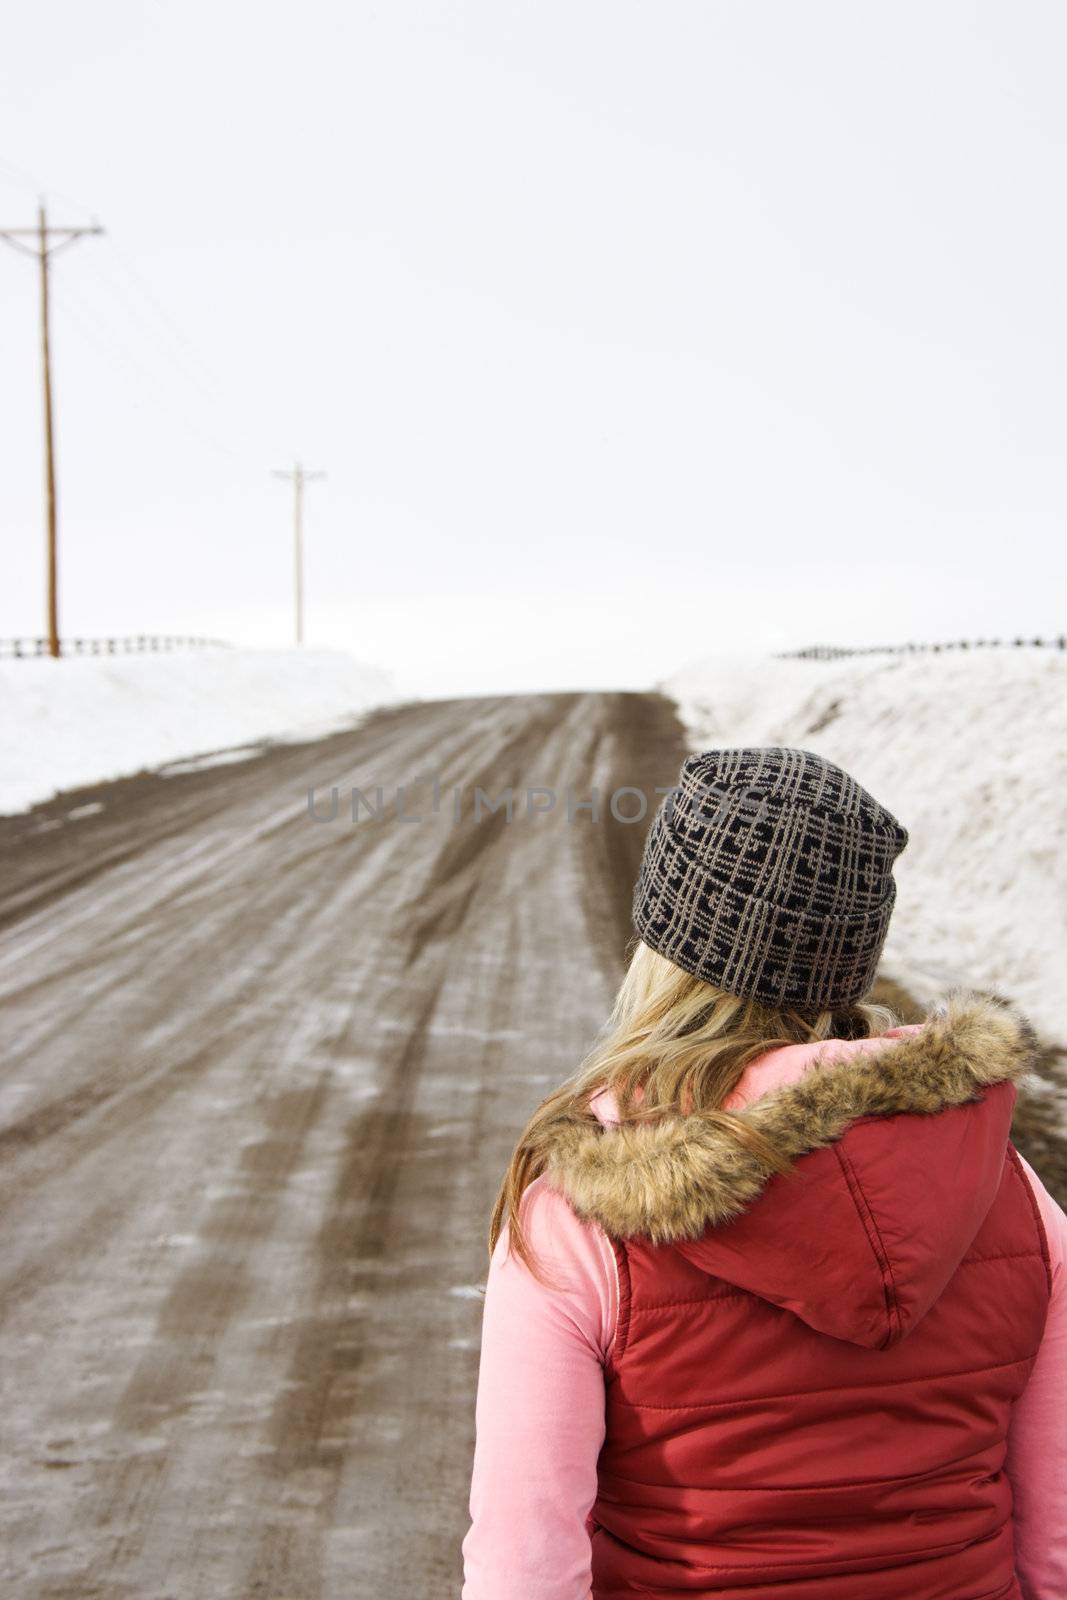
[
  {"x1": 0, "y1": 648, "x2": 395, "y2": 814},
  {"x1": 665, "y1": 647, "x2": 1067, "y2": 1052}
]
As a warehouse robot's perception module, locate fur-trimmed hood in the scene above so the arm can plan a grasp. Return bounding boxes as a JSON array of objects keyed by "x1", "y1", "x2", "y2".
[{"x1": 543, "y1": 989, "x2": 1042, "y2": 1348}]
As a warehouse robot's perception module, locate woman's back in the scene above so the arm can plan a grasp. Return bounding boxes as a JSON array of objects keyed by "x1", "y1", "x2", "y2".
[
  {"x1": 462, "y1": 747, "x2": 1067, "y2": 1598},
  {"x1": 550, "y1": 995, "x2": 1048, "y2": 1597}
]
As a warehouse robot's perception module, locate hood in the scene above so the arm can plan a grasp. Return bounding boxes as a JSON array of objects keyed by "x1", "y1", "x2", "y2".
[{"x1": 544, "y1": 989, "x2": 1040, "y2": 1349}]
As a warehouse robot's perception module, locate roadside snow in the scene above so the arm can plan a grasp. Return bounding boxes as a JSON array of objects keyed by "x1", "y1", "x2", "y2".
[
  {"x1": 0, "y1": 648, "x2": 396, "y2": 814},
  {"x1": 664, "y1": 647, "x2": 1067, "y2": 1049}
]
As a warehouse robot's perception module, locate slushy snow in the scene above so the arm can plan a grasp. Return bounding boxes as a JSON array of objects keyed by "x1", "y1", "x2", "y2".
[
  {"x1": 664, "y1": 647, "x2": 1067, "y2": 1050},
  {"x1": 0, "y1": 648, "x2": 395, "y2": 815}
]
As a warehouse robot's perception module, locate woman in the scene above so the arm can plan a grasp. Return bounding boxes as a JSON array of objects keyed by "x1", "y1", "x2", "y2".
[{"x1": 460, "y1": 746, "x2": 1066, "y2": 1600}]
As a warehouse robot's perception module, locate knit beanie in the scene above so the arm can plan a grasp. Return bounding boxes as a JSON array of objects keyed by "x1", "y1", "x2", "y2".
[{"x1": 632, "y1": 746, "x2": 909, "y2": 1011}]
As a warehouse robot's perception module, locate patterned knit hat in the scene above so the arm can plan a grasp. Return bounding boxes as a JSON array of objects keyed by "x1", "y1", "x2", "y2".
[{"x1": 632, "y1": 747, "x2": 909, "y2": 1010}]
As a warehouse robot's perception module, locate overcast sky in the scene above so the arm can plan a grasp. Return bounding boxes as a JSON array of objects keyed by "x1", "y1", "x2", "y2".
[{"x1": 1, "y1": 2, "x2": 1064, "y2": 696}]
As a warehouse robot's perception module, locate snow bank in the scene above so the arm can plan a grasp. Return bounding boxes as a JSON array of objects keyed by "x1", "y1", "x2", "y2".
[
  {"x1": 664, "y1": 647, "x2": 1067, "y2": 1049},
  {"x1": 0, "y1": 648, "x2": 396, "y2": 814}
]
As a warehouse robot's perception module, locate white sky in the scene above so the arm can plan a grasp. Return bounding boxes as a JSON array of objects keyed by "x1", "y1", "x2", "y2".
[{"x1": 1, "y1": 1, "x2": 1065, "y2": 697}]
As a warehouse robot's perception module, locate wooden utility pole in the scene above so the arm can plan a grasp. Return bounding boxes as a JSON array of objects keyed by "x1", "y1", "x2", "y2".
[
  {"x1": 0, "y1": 202, "x2": 104, "y2": 658},
  {"x1": 272, "y1": 462, "x2": 325, "y2": 646}
]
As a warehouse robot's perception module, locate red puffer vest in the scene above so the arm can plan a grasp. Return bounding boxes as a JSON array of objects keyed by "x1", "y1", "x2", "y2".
[{"x1": 545, "y1": 990, "x2": 1051, "y2": 1600}]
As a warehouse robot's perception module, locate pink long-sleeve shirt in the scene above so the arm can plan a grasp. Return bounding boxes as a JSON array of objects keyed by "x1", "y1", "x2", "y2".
[{"x1": 461, "y1": 1028, "x2": 1067, "y2": 1600}]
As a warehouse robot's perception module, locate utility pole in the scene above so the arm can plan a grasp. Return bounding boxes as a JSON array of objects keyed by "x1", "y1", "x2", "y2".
[
  {"x1": 0, "y1": 202, "x2": 104, "y2": 658},
  {"x1": 272, "y1": 461, "x2": 325, "y2": 646}
]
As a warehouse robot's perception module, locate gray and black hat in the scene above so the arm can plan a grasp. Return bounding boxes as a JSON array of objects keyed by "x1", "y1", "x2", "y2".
[{"x1": 633, "y1": 747, "x2": 909, "y2": 1011}]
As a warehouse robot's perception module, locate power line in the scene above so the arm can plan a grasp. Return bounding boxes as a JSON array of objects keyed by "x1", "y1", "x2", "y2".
[
  {"x1": 0, "y1": 155, "x2": 96, "y2": 220},
  {"x1": 1, "y1": 158, "x2": 313, "y2": 650},
  {"x1": 0, "y1": 202, "x2": 104, "y2": 658},
  {"x1": 99, "y1": 237, "x2": 292, "y2": 461},
  {"x1": 272, "y1": 462, "x2": 326, "y2": 647},
  {"x1": 50, "y1": 270, "x2": 266, "y2": 468},
  {"x1": 0, "y1": 151, "x2": 293, "y2": 465}
]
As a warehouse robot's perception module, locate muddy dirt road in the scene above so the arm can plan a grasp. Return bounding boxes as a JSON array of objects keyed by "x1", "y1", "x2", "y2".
[{"x1": 0, "y1": 691, "x2": 687, "y2": 1599}]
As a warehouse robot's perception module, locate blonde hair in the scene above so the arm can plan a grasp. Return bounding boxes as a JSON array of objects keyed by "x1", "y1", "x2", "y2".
[{"x1": 488, "y1": 939, "x2": 900, "y2": 1284}]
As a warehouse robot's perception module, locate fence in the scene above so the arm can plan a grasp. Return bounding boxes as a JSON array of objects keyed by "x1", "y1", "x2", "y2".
[
  {"x1": 0, "y1": 635, "x2": 232, "y2": 660},
  {"x1": 778, "y1": 635, "x2": 1066, "y2": 661}
]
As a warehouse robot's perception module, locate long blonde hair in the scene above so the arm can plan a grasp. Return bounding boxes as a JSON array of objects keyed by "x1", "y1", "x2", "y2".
[{"x1": 488, "y1": 938, "x2": 900, "y2": 1284}]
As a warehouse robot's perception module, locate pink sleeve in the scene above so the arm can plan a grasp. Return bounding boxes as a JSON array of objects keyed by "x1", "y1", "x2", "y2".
[
  {"x1": 461, "y1": 1175, "x2": 618, "y2": 1600},
  {"x1": 1005, "y1": 1152, "x2": 1067, "y2": 1600}
]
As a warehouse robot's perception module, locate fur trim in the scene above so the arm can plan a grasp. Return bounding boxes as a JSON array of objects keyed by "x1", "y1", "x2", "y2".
[{"x1": 542, "y1": 988, "x2": 1041, "y2": 1244}]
